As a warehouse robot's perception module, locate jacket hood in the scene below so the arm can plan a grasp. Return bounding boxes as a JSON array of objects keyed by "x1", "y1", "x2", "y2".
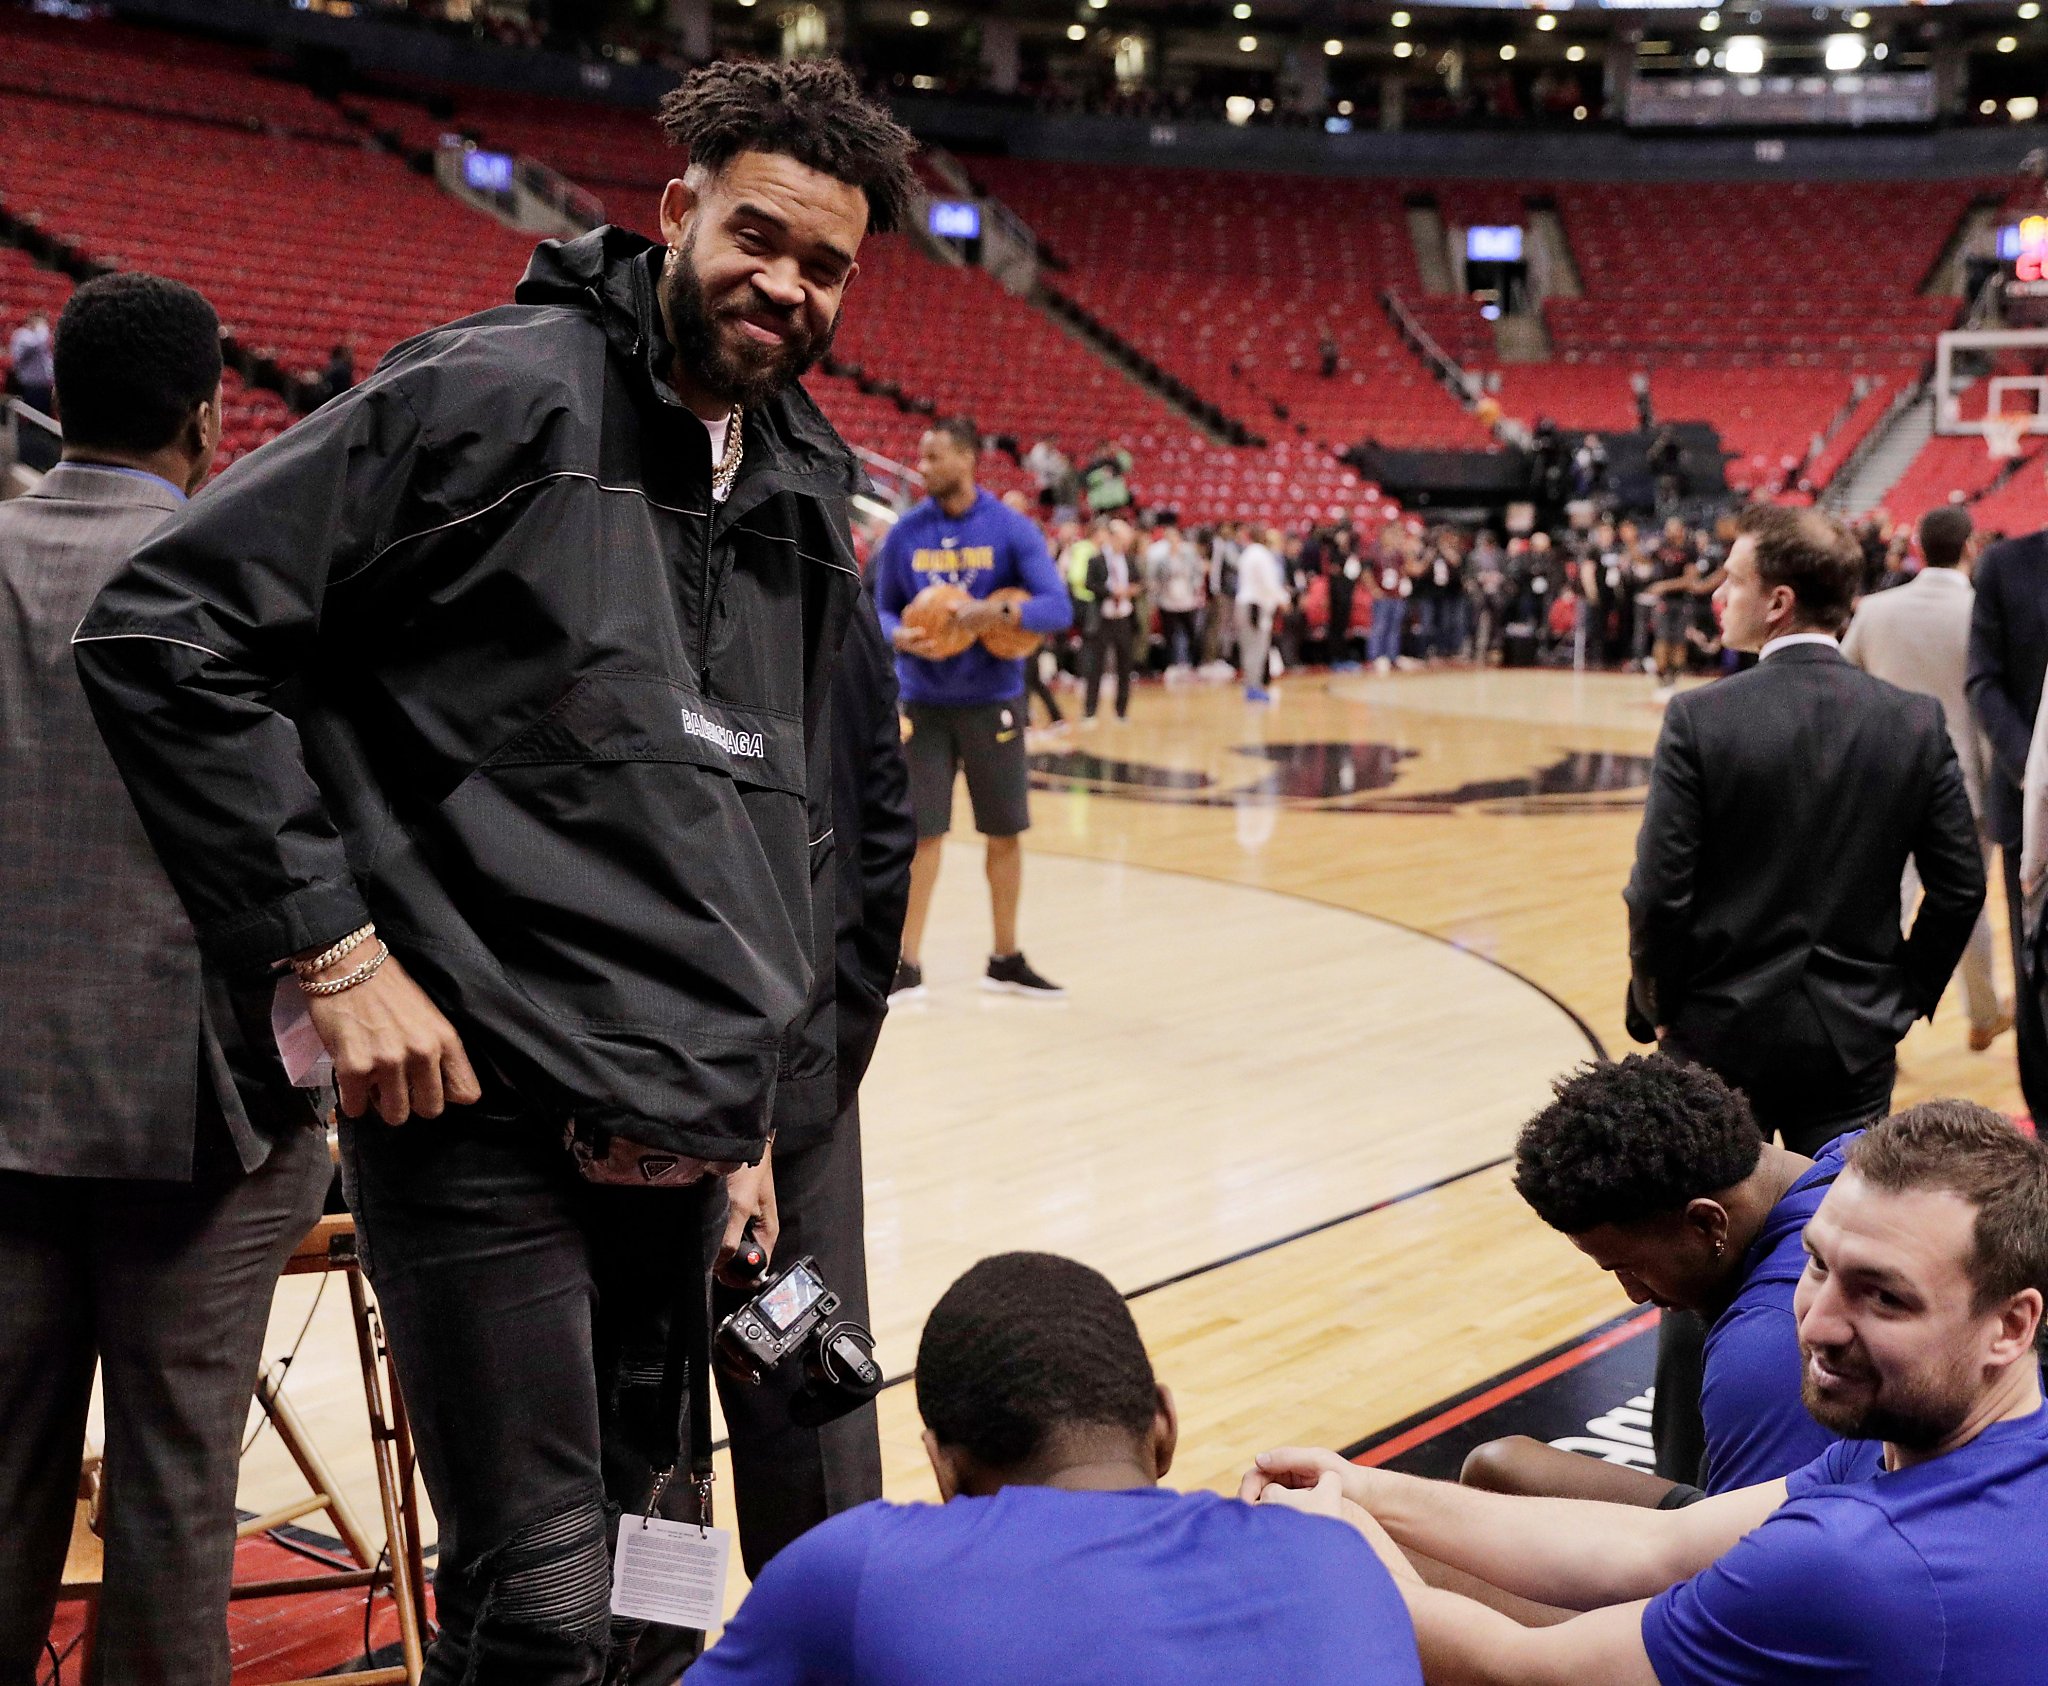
[{"x1": 514, "y1": 224, "x2": 860, "y2": 497}]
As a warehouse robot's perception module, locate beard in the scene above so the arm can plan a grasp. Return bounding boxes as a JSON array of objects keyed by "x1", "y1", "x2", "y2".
[
  {"x1": 1800, "y1": 1341, "x2": 1977, "y2": 1453},
  {"x1": 661, "y1": 230, "x2": 836, "y2": 410}
]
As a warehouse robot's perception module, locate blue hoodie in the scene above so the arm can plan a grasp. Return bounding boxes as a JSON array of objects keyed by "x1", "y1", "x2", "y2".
[{"x1": 871, "y1": 489, "x2": 1072, "y2": 707}]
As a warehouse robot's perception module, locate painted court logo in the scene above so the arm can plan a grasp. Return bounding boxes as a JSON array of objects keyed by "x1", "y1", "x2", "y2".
[{"x1": 680, "y1": 706, "x2": 765, "y2": 759}]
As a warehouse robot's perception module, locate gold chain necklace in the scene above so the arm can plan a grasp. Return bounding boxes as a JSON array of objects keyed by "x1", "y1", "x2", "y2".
[{"x1": 712, "y1": 407, "x2": 744, "y2": 501}]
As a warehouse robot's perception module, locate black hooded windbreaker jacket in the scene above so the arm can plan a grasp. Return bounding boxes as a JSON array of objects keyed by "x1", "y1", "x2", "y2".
[{"x1": 73, "y1": 227, "x2": 860, "y2": 1161}]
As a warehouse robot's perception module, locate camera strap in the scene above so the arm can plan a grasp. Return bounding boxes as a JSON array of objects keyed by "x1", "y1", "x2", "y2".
[{"x1": 645, "y1": 1184, "x2": 716, "y2": 1530}]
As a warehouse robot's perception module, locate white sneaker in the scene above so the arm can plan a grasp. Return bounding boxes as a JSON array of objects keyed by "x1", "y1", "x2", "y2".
[{"x1": 1374, "y1": 656, "x2": 1392, "y2": 674}]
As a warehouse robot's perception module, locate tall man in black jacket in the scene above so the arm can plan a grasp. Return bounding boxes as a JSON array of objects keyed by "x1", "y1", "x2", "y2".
[
  {"x1": 1625, "y1": 504, "x2": 1983, "y2": 1482},
  {"x1": 74, "y1": 62, "x2": 919, "y2": 1686},
  {"x1": 1966, "y1": 523, "x2": 2048, "y2": 1124}
]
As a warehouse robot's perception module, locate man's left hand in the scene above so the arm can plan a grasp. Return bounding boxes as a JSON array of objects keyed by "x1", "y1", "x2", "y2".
[
  {"x1": 952, "y1": 599, "x2": 1010, "y2": 636},
  {"x1": 718, "y1": 1142, "x2": 778, "y2": 1287}
]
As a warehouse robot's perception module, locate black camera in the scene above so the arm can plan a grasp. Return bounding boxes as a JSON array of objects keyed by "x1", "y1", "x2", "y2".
[{"x1": 715, "y1": 1251, "x2": 882, "y2": 1427}]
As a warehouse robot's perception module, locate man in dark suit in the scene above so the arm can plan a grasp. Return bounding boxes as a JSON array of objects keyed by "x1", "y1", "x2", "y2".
[
  {"x1": 1625, "y1": 503, "x2": 1983, "y2": 1484},
  {"x1": 1966, "y1": 521, "x2": 2048, "y2": 1124},
  {"x1": 1628, "y1": 505, "x2": 1984, "y2": 1150},
  {"x1": 0, "y1": 276, "x2": 329, "y2": 1680}
]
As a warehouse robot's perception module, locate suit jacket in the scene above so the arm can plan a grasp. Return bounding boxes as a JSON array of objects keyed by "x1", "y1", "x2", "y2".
[
  {"x1": 1842, "y1": 567, "x2": 1989, "y2": 824},
  {"x1": 1966, "y1": 529, "x2": 2048, "y2": 849},
  {"x1": 1626, "y1": 643, "x2": 1984, "y2": 1084},
  {"x1": 0, "y1": 463, "x2": 290, "y2": 1179}
]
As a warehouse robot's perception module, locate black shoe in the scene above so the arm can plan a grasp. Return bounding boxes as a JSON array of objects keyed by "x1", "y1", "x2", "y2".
[
  {"x1": 889, "y1": 957, "x2": 927, "y2": 1002},
  {"x1": 982, "y1": 951, "x2": 1066, "y2": 999}
]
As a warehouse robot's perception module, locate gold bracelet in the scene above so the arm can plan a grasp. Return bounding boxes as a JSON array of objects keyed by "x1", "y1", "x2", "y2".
[
  {"x1": 293, "y1": 923, "x2": 375, "y2": 978},
  {"x1": 298, "y1": 940, "x2": 390, "y2": 998}
]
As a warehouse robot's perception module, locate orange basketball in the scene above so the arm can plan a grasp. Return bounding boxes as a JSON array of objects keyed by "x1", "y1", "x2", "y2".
[
  {"x1": 903, "y1": 582, "x2": 975, "y2": 660},
  {"x1": 979, "y1": 587, "x2": 1043, "y2": 660}
]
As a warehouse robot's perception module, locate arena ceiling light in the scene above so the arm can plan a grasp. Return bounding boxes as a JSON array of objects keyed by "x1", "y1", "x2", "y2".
[
  {"x1": 1573, "y1": 103, "x2": 1588, "y2": 118},
  {"x1": 1232, "y1": 2, "x2": 1251, "y2": 17},
  {"x1": 1536, "y1": 13, "x2": 1557, "y2": 29},
  {"x1": 1700, "y1": 11, "x2": 1721, "y2": 30},
  {"x1": 1824, "y1": 32, "x2": 1866, "y2": 69},
  {"x1": 1566, "y1": 42, "x2": 1586, "y2": 59},
  {"x1": 2014, "y1": 95, "x2": 2042, "y2": 118},
  {"x1": 1066, "y1": 22, "x2": 1086, "y2": 39},
  {"x1": 1238, "y1": 32, "x2": 1258, "y2": 50},
  {"x1": 1695, "y1": 46, "x2": 1711, "y2": 63},
  {"x1": 1999, "y1": 33, "x2": 2020, "y2": 50},
  {"x1": 2023, "y1": 2, "x2": 2043, "y2": 18},
  {"x1": 1225, "y1": 94, "x2": 1255, "y2": 124},
  {"x1": 1724, "y1": 34, "x2": 1766, "y2": 72},
  {"x1": 1391, "y1": 10, "x2": 1411, "y2": 26},
  {"x1": 909, "y1": 8, "x2": 929, "y2": 24},
  {"x1": 1393, "y1": 38, "x2": 1414, "y2": 56},
  {"x1": 1849, "y1": 9, "x2": 1870, "y2": 25},
  {"x1": 1500, "y1": 42, "x2": 1516, "y2": 58},
  {"x1": 1324, "y1": 37, "x2": 1343, "y2": 54},
  {"x1": 1337, "y1": 98, "x2": 1354, "y2": 113}
]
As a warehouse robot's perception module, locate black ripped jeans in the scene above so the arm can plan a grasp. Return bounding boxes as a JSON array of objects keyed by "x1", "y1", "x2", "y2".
[{"x1": 339, "y1": 1107, "x2": 718, "y2": 1685}]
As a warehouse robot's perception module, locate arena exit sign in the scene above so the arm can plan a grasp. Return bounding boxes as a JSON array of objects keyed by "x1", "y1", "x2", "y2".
[
  {"x1": 463, "y1": 150, "x2": 515, "y2": 194},
  {"x1": 928, "y1": 200, "x2": 982, "y2": 240}
]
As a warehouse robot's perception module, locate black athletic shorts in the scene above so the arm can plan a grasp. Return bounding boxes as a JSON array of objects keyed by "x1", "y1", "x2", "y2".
[{"x1": 905, "y1": 699, "x2": 1031, "y2": 839}]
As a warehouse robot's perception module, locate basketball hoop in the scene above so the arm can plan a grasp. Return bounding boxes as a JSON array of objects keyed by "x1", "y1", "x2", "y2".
[{"x1": 1987, "y1": 414, "x2": 2029, "y2": 461}]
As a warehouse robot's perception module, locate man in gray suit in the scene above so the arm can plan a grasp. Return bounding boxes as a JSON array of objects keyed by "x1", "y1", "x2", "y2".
[
  {"x1": 1843, "y1": 505, "x2": 2011, "y2": 1052},
  {"x1": 0, "y1": 275, "x2": 328, "y2": 1683}
]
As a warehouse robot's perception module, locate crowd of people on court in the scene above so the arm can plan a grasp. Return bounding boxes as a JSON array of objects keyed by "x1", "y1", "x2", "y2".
[{"x1": 7, "y1": 47, "x2": 2048, "y2": 1686}]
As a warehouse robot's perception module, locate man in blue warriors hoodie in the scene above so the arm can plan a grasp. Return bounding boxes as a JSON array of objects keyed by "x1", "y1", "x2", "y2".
[{"x1": 871, "y1": 418, "x2": 1072, "y2": 1000}]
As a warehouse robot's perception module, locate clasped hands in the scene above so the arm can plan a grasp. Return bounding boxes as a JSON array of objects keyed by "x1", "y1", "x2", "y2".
[{"x1": 1240, "y1": 1448, "x2": 1421, "y2": 1587}]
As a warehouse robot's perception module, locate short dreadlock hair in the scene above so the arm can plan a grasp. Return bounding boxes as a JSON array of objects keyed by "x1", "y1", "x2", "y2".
[
  {"x1": 656, "y1": 58, "x2": 919, "y2": 237},
  {"x1": 1514, "y1": 1054, "x2": 1764, "y2": 1236},
  {"x1": 55, "y1": 271, "x2": 221, "y2": 455},
  {"x1": 915, "y1": 1253, "x2": 1158, "y2": 1470}
]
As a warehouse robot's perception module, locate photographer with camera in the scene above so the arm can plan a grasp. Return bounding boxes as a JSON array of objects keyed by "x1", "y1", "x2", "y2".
[
  {"x1": 692, "y1": 1252, "x2": 1424, "y2": 1685},
  {"x1": 73, "y1": 61, "x2": 918, "y2": 1684}
]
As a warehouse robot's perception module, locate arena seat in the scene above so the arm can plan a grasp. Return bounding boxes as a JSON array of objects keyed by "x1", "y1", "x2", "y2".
[
  {"x1": 969, "y1": 157, "x2": 1492, "y2": 454},
  {"x1": 0, "y1": 85, "x2": 539, "y2": 384}
]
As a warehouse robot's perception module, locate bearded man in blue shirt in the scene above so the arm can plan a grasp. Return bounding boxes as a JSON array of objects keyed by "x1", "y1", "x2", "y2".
[{"x1": 1247, "y1": 1100, "x2": 2048, "y2": 1685}]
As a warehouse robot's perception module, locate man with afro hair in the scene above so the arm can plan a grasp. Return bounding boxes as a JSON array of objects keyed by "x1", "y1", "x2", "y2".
[{"x1": 1473, "y1": 1055, "x2": 1880, "y2": 1507}]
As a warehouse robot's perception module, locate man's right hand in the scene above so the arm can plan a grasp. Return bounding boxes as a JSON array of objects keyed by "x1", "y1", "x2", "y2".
[
  {"x1": 891, "y1": 623, "x2": 944, "y2": 658},
  {"x1": 1240, "y1": 1447, "x2": 1384, "y2": 1512},
  {"x1": 299, "y1": 950, "x2": 482, "y2": 1125}
]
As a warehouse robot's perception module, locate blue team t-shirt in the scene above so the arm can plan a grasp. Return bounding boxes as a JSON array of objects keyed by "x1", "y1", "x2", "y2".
[
  {"x1": 688, "y1": 1485, "x2": 1423, "y2": 1686},
  {"x1": 871, "y1": 489, "x2": 1072, "y2": 708},
  {"x1": 1699, "y1": 1132, "x2": 1882, "y2": 1493},
  {"x1": 1642, "y1": 1402, "x2": 2048, "y2": 1684}
]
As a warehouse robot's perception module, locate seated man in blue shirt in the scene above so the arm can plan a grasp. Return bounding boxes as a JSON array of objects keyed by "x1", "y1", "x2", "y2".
[
  {"x1": 690, "y1": 1251, "x2": 1424, "y2": 1686},
  {"x1": 1467, "y1": 1053, "x2": 1879, "y2": 1506},
  {"x1": 1244, "y1": 1100, "x2": 2048, "y2": 1684},
  {"x1": 871, "y1": 418, "x2": 1072, "y2": 1002}
]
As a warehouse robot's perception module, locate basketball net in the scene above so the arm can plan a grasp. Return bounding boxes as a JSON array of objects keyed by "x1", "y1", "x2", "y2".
[{"x1": 1986, "y1": 413, "x2": 2029, "y2": 461}]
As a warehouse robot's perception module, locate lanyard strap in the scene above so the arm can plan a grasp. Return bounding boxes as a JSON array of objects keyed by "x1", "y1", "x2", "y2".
[{"x1": 648, "y1": 1182, "x2": 716, "y2": 1527}]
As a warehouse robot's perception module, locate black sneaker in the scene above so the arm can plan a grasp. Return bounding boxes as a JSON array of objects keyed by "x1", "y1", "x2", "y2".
[
  {"x1": 982, "y1": 951, "x2": 1066, "y2": 999},
  {"x1": 889, "y1": 957, "x2": 927, "y2": 1002}
]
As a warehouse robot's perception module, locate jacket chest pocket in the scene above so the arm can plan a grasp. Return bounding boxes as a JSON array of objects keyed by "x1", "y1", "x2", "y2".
[{"x1": 484, "y1": 671, "x2": 805, "y2": 797}]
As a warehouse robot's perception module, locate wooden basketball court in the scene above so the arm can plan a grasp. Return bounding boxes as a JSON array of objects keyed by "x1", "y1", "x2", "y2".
[{"x1": 228, "y1": 664, "x2": 2025, "y2": 1626}]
